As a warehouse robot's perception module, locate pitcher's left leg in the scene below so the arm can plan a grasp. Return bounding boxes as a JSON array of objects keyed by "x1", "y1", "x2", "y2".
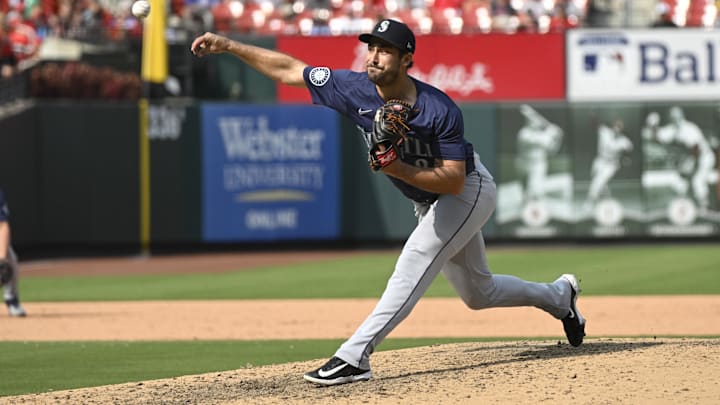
[{"x1": 442, "y1": 234, "x2": 571, "y2": 318}]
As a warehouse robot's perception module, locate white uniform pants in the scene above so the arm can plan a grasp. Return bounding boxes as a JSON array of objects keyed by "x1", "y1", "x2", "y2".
[
  {"x1": 2, "y1": 246, "x2": 20, "y2": 303},
  {"x1": 335, "y1": 160, "x2": 572, "y2": 370}
]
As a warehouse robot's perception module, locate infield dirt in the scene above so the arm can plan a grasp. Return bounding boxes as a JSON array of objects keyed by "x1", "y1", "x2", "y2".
[{"x1": 3, "y1": 251, "x2": 720, "y2": 404}]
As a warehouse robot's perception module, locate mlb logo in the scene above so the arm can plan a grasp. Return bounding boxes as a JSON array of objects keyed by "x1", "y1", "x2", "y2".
[{"x1": 584, "y1": 54, "x2": 598, "y2": 72}]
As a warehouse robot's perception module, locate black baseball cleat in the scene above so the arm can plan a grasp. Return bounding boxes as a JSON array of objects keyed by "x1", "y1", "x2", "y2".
[
  {"x1": 303, "y1": 356, "x2": 372, "y2": 386},
  {"x1": 559, "y1": 274, "x2": 586, "y2": 347}
]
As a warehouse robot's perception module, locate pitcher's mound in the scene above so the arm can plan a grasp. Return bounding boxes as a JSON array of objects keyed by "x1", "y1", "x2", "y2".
[{"x1": 9, "y1": 338, "x2": 720, "y2": 404}]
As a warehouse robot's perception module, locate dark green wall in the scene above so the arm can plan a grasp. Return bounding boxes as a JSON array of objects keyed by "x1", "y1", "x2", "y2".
[
  {"x1": 36, "y1": 103, "x2": 139, "y2": 244},
  {"x1": 148, "y1": 102, "x2": 202, "y2": 244},
  {"x1": 2, "y1": 100, "x2": 718, "y2": 255},
  {"x1": 0, "y1": 106, "x2": 41, "y2": 245}
]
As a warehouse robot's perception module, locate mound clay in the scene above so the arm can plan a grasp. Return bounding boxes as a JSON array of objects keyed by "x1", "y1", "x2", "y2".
[{"x1": 8, "y1": 339, "x2": 720, "y2": 404}]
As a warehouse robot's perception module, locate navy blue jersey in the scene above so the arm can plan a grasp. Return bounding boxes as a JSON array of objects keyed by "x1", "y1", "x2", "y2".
[
  {"x1": 303, "y1": 67, "x2": 475, "y2": 204},
  {"x1": 0, "y1": 188, "x2": 8, "y2": 222}
]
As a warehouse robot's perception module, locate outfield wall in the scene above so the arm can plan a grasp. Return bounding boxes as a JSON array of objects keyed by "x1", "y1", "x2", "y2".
[
  {"x1": 1, "y1": 29, "x2": 719, "y2": 251},
  {"x1": 1, "y1": 100, "x2": 718, "y2": 250}
]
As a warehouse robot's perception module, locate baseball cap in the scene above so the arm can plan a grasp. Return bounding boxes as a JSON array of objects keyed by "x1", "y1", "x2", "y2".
[{"x1": 359, "y1": 19, "x2": 416, "y2": 54}]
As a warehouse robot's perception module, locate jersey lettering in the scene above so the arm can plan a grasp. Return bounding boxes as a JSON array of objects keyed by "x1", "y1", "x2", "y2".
[
  {"x1": 400, "y1": 137, "x2": 438, "y2": 168},
  {"x1": 358, "y1": 127, "x2": 437, "y2": 168}
]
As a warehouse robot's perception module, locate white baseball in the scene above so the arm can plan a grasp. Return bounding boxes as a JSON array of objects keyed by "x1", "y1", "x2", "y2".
[{"x1": 131, "y1": 0, "x2": 151, "y2": 18}]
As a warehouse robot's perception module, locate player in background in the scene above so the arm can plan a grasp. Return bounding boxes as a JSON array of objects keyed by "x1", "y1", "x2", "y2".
[
  {"x1": 585, "y1": 119, "x2": 633, "y2": 207},
  {"x1": 643, "y1": 106, "x2": 717, "y2": 211},
  {"x1": 191, "y1": 20, "x2": 586, "y2": 386},
  {"x1": 516, "y1": 104, "x2": 564, "y2": 202},
  {"x1": 0, "y1": 187, "x2": 26, "y2": 317}
]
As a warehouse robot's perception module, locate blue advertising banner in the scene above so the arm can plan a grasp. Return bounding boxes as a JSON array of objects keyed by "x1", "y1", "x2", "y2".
[{"x1": 202, "y1": 104, "x2": 340, "y2": 241}]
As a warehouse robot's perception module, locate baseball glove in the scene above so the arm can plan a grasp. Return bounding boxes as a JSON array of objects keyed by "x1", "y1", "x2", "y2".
[
  {"x1": 0, "y1": 259, "x2": 11, "y2": 284},
  {"x1": 368, "y1": 99, "x2": 413, "y2": 171}
]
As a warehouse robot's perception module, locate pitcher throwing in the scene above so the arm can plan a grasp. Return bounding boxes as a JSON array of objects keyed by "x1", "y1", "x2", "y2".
[{"x1": 191, "y1": 19, "x2": 586, "y2": 386}]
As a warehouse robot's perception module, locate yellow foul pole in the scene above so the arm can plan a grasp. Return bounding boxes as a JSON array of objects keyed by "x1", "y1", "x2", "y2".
[{"x1": 139, "y1": 0, "x2": 168, "y2": 255}]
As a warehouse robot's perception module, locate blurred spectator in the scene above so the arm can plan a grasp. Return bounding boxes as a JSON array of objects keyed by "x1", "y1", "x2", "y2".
[
  {"x1": 76, "y1": 0, "x2": 107, "y2": 41},
  {"x1": 22, "y1": 1, "x2": 51, "y2": 38},
  {"x1": 59, "y1": 0, "x2": 109, "y2": 42},
  {"x1": 106, "y1": 2, "x2": 143, "y2": 40},
  {"x1": 548, "y1": 0, "x2": 581, "y2": 32},
  {"x1": 1, "y1": 12, "x2": 19, "y2": 78},
  {"x1": 210, "y1": 0, "x2": 273, "y2": 34},
  {"x1": 211, "y1": 0, "x2": 237, "y2": 33},
  {"x1": 461, "y1": 0, "x2": 492, "y2": 33},
  {"x1": 491, "y1": 0, "x2": 519, "y2": 32},
  {"x1": 652, "y1": 2, "x2": 677, "y2": 27},
  {"x1": 517, "y1": 10, "x2": 540, "y2": 32},
  {"x1": 305, "y1": 7, "x2": 332, "y2": 35},
  {"x1": 327, "y1": 0, "x2": 374, "y2": 35},
  {"x1": 428, "y1": 0, "x2": 463, "y2": 34},
  {"x1": 522, "y1": 0, "x2": 547, "y2": 20},
  {"x1": 585, "y1": 0, "x2": 614, "y2": 28},
  {"x1": 6, "y1": 10, "x2": 41, "y2": 66},
  {"x1": 520, "y1": 0, "x2": 548, "y2": 31},
  {"x1": 2, "y1": 0, "x2": 714, "y2": 48},
  {"x1": 49, "y1": 0, "x2": 72, "y2": 37},
  {"x1": 0, "y1": 0, "x2": 673, "y2": 40},
  {"x1": 174, "y1": 0, "x2": 216, "y2": 33}
]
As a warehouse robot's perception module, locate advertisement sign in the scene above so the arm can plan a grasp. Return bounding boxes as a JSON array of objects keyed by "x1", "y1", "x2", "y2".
[
  {"x1": 496, "y1": 102, "x2": 720, "y2": 239},
  {"x1": 495, "y1": 104, "x2": 574, "y2": 238},
  {"x1": 278, "y1": 34, "x2": 565, "y2": 103},
  {"x1": 639, "y1": 103, "x2": 720, "y2": 236},
  {"x1": 201, "y1": 104, "x2": 340, "y2": 241},
  {"x1": 569, "y1": 104, "x2": 645, "y2": 237},
  {"x1": 568, "y1": 29, "x2": 720, "y2": 101}
]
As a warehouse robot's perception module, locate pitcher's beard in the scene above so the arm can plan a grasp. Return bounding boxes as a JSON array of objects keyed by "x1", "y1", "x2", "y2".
[{"x1": 367, "y1": 66, "x2": 398, "y2": 86}]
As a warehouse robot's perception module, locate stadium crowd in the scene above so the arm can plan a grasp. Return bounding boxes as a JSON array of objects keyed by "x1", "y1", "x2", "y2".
[{"x1": 0, "y1": 0, "x2": 717, "y2": 99}]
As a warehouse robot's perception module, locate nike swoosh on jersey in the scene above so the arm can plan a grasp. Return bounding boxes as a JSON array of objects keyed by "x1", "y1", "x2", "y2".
[
  {"x1": 358, "y1": 108, "x2": 373, "y2": 115},
  {"x1": 318, "y1": 362, "x2": 348, "y2": 378}
]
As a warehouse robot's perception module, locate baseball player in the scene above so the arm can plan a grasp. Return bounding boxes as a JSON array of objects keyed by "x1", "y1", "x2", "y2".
[
  {"x1": 516, "y1": 104, "x2": 564, "y2": 202},
  {"x1": 191, "y1": 19, "x2": 586, "y2": 386},
  {"x1": 0, "y1": 187, "x2": 26, "y2": 317},
  {"x1": 643, "y1": 107, "x2": 717, "y2": 210},
  {"x1": 586, "y1": 120, "x2": 633, "y2": 205}
]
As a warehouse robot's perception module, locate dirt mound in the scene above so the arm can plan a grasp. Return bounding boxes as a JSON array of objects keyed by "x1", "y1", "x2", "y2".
[{"x1": 8, "y1": 338, "x2": 719, "y2": 404}]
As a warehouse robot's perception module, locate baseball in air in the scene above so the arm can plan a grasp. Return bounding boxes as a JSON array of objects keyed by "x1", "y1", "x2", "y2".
[{"x1": 131, "y1": 0, "x2": 151, "y2": 18}]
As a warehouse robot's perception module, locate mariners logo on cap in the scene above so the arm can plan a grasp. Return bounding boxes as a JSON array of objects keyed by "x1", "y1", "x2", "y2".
[
  {"x1": 378, "y1": 20, "x2": 390, "y2": 32},
  {"x1": 309, "y1": 67, "x2": 331, "y2": 87}
]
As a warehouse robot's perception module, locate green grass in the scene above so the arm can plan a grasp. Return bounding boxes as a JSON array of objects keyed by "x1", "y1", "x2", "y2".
[
  {"x1": 20, "y1": 244, "x2": 720, "y2": 301},
  {"x1": 0, "y1": 338, "x2": 481, "y2": 397},
  {"x1": 5, "y1": 243, "x2": 720, "y2": 397},
  {"x1": 486, "y1": 244, "x2": 720, "y2": 295}
]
